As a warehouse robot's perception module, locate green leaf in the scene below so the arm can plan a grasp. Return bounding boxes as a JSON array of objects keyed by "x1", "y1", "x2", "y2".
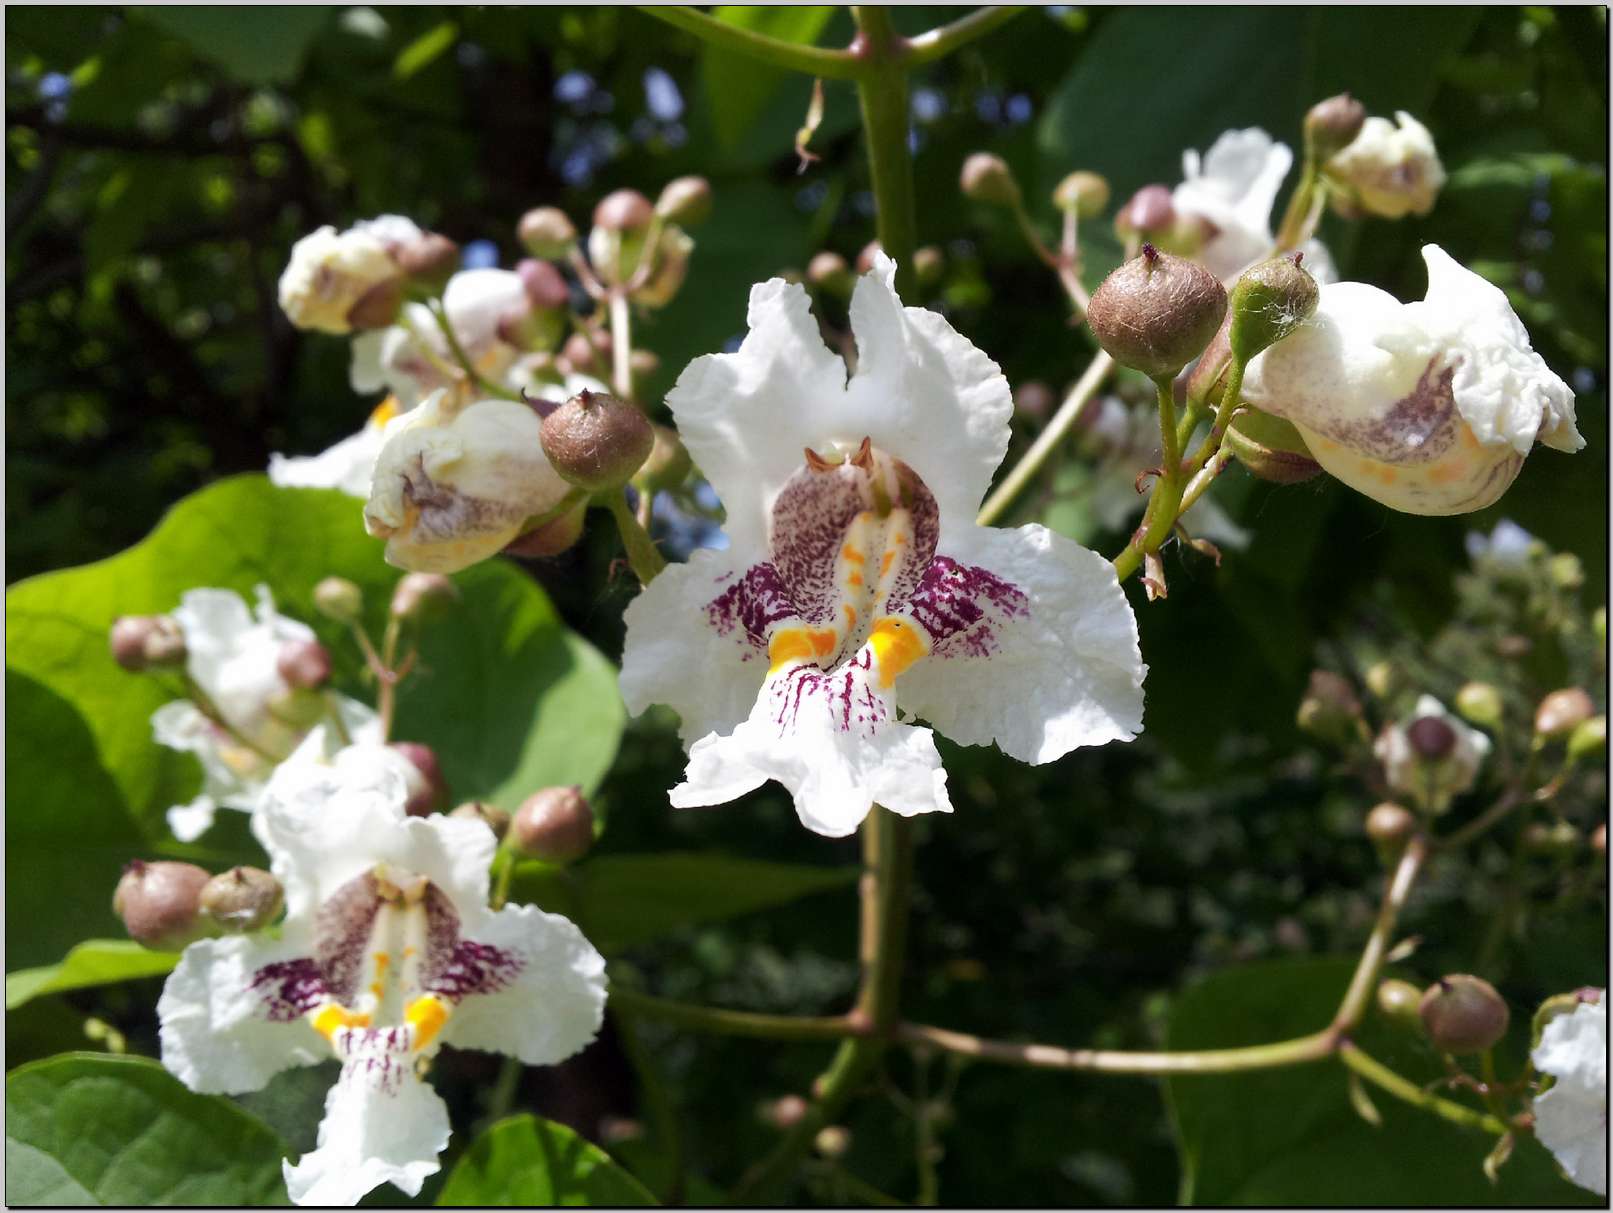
[
  {"x1": 698, "y1": 6, "x2": 837, "y2": 150},
  {"x1": 1164, "y1": 957, "x2": 1598, "y2": 1205},
  {"x1": 5, "y1": 476, "x2": 623, "y2": 968},
  {"x1": 511, "y1": 853, "x2": 858, "y2": 954},
  {"x1": 6, "y1": 940, "x2": 178, "y2": 1011},
  {"x1": 437, "y1": 1114, "x2": 657, "y2": 1206},
  {"x1": 393, "y1": 20, "x2": 459, "y2": 81},
  {"x1": 5, "y1": 1053, "x2": 289, "y2": 1205},
  {"x1": 137, "y1": 7, "x2": 333, "y2": 84}
]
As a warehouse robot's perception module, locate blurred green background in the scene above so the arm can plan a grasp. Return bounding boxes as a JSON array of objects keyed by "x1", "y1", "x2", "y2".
[{"x1": 6, "y1": 6, "x2": 1607, "y2": 1205}]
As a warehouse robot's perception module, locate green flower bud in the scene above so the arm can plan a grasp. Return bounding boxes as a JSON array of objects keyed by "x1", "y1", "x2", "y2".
[
  {"x1": 1053, "y1": 170, "x2": 1110, "y2": 219},
  {"x1": 1086, "y1": 245, "x2": 1227, "y2": 379},
  {"x1": 540, "y1": 389, "x2": 654, "y2": 492},
  {"x1": 807, "y1": 251, "x2": 854, "y2": 298},
  {"x1": 450, "y1": 800, "x2": 512, "y2": 842},
  {"x1": 1363, "y1": 660, "x2": 1396, "y2": 700},
  {"x1": 1419, "y1": 975, "x2": 1510, "y2": 1054},
  {"x1": 1304, "y1": 93, "x2": 1367, "y2": 160},
  {"x1": 814, "y1": 1126, "x2": 851, "y2": 1159},
  {"x1": 655, "y1": 176, "x2": 713, "y2": 227},
  {"x1": 1568, "y1": 715, "x2": 1607, "y2": 763},
  {"x1": 511, "y1": 785, "x2": 595, "y2": 863},
  {"x1": 391, "y1": 572, "x2": 460, "y2": 622},
  {"x1": 1454, "y1": 681, "x2": 1504, "y2": 730},
  {"x1": 518, "y1": 207, "x2": 578, "y2": 260},
  {"x1": 1548, "y1": 552, "x2": 1584, "y2": 590},
  {"x1": 113, "y1": 860, "x2": 212, "y2": 951},
  {"x1": 959, "y1": 152, "x2": 1020, "y2": 207},
  {"x1": 1225, "y1": 408, "x2": 1323, "y2": 484},
  {"x1": 313, "y1": 576, "x2": 364, "y2": 625},
  {"x1": 1593, "y1": 607, "x2": 1606, "y2": 649},
  {"x1": 199, "y1": 866, "x2": 284, "y2": 933},
  {"x1": 266, "y1": 685, "x2": 327, "y2": 730},
  {"x1": 1227, "y1": 254, "x2": 1320, "y2": 363},
  {"x1": 1376, "y1": 978, "x2": 1424, "y2": 1030},
  {"x1": 1535, "y1": 688, "x2": 1594, "y2": 739},
  {"x1": 632, "y1": 424, "x2": 692, "y2": 494}
]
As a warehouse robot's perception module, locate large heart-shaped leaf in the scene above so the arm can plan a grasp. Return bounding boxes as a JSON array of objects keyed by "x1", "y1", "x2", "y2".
[{"x1": 436, "y1": 1114, "x2": 656, "y2": 1205}]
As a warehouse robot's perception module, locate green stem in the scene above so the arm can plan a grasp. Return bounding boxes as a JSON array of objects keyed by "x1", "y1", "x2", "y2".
[
  {"x1": 913, "y1": 1049, "x2": 940, "y2": 1205},
  {"x1": 637, "y1": 5, "x2": 861, "y2": 78},
  {"x1": 608, "y1": 988, "x2": 862, "y2": 1043},
  {"x1": 1273, "y1": 154, "x2": 1321, "y2": 252},
  {"x1": 613, "y1": 1008, "x2": 687, "y2": 1204},
  {"x1": 605, "y1": 491, "x2": 667, "y2": 584},
  {"x1": 1330, "y1": 835, "x2": 1428, "y2": 1033},
  {"x1": 608, "y1": 289, "x2": 634, "y2": 401},
  {"x1": 426, "y1": 301, "x2": 524, "y2": 402},
  {"x1": 852, "y1": 6, "x2": 918, "y2": 297},
  {"x1": 896, "y1": 1022, "x2": 1335, "y2": 1074},
  {"x1": 906, "y1": 6, "x2": 1027, "y2": 64},
  {"x1": 1338, "y1": 1042, "x2": 1511, "y2": 1136}
]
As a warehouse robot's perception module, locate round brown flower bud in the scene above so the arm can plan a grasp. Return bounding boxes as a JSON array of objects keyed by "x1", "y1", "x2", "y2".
[
  {"x1": 518, "y1": 206, "x2": 577, "y2": 259},
  {"x1": 540, "y1": 389, "x2": 654, "y2": 492},
  {"x1": 632, "y1": 424, "x2": 692, "y2": 494},
  {"x1": 391, "y1": 572, "x2": 459, "y2": 622},
  {"x1": 503, "y1": 502, "x2": 587, "y2": 558},
  {"x1": 141, "y1": 616, "x2": 188, "y2": 668},
  {"x1": 960, "y1": 152, "x2": 1020, "y2": 207},
  {"x1": 511, "y1": 785, "x2": 595, "y2": 863},
  {"x1": 1224, "y1": 408, "x2": 1323, "y2": 484},
  {"x1": 560, "y1": 331, "x2": 600, "y2": 373},
  {"x1": 1406, "y1": 714, "x2": 1457, "y2": 760},
  {"x1": 655, "y1": 176, "x2": 713, "y2": 227},
  {"x1": 112, "y1": 616, "x2": 163, "y2": 672},
  {"x1": 1305, "y1": 92, "x2": 1368, "y2": 160},
  {"x1": 1535, "y1": 688, "x2": 1595, "y2": 739},
  {"x1": 1053, "y1": 170, "x2": 1110, "y2": 219},
  {"x1": 1227, "y1": 254, "x2": 1319, "y2": 363},
  {"x1": 450, "y1": 800, "x2": 512, "y2": 842},
  {"x1": 1113, "y1": 184, "x2": 1176, "y2": 238},
  {"x1": 1419, "y1": 975, "x2": 1510, "y2": 1054},
  {"x1": 1365, "y1": 802, "x2": 1417, "y2": 855},
  {"x1": 313, "y1": 576, "x2": 364, "y2": 624},
  {"x1": 113, "y1": 860, "x2": 212, "y2": 951},
  {"x1": 1376, "y1": 978, "x2": 1424, "y2": 1030},
  {"x1": 593, "y1": 189, "x2": 654, "y2": 233},
  {"x1": 913, "y1": 244, "x2": 946, "y2": 287},
  {"x1": 807, "y1": 251, "x2": 853, "y2": 297},
  {"x1": 276, "y1": 638, "x2": 331, "y2": 690},
  {"x1": 395, "y1": 233, "x2": 460, "y2": 288},
  {"x1": 346, "y1": 277, "x2": 405, "y2": 331},
  {"x1": 199, "y1": 866, "x2": 284, "y2": 933},
  {"x1": 517, "y1": 258, "x2": 572, "y2": 311},
  {"x1": 392, "y1": 741, "x2": 448, "y2": 816},
  {"x1": 1086, "y1": 245, "x2": 1227, "y2": 379}
]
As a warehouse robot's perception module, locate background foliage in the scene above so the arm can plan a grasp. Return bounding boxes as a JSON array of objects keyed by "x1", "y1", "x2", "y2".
[{"x1": 5, "y1": 6, "x2": 1607, "y2": 1206}]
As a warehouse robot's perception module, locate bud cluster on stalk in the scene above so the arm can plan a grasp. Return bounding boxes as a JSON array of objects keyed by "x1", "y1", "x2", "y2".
[{"x1": 114, "y1": 859, "x2": 285, "y2": 950}]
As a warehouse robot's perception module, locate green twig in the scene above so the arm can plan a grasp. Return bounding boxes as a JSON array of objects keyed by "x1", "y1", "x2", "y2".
[
  {"x1": 1338, "y1": 1042, "x2": 1511, "y2": 1136},
  {"x1": 636, "y1": 6, "x2": 861, "y2": 78},
  {"x1": 607, "y1": 988, "x2": 862, "y2": 1043},
  {"x1": 852, "y1": 6, "x2": 918, "y2": 296},
  {"x1": 614, "y1": 1008, "x2": 687, "y2": 1204},
  {"x1": 906, "y1": 6, "x2": 1029, "y2": 65},
  {"x1": 605, "y1": 491, "x2": 667, "y2": 584}
]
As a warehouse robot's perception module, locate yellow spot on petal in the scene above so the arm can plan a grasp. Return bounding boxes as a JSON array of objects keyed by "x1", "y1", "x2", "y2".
[
  {"x1": 368, "y1": 395, "x2": 401, "y2": 428},
  {"x1": 846, "y1": 572, "x2": 864, "y2": 587},
  {"x1": 842, "y1": 544, "x2": 865, "y2": 563},
  {"x1": 767, "y1": 626, "x2": 838, "y2": 674},
  {"x1": 880, "y1": 551, "x2": 895, "y2": 577},
  {"x1": 868, "y1": 616, "x2": 930, "y2": 689},
  {"x1": 310, "y1": 1003, "x2": 372, "y2": 1041},
  {"x1": 406, "y1": 994, "x2": 452, "y2": 1052}
]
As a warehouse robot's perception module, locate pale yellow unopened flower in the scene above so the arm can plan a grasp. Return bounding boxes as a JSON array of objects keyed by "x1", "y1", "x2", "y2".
[
  {"x1": 278, "y1": 217, "x2": 419, "y2": 335},
  {"x1": 1325, "y1": 111, "x2": 1445, "y2": 219}
]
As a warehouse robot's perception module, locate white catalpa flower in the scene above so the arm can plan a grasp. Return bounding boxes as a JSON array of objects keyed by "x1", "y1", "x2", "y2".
[
  {"x1": 154, "y1": 587, "x2": 378, "y2": 841},
  {"x1": 278, "y1": 216, "x2": 421, "y2": 336},
  {"x1": 269, "y1": 397, "x2": 404, "y2": 499},
  {"x1": 1241, "y1": 244, "x2": 1581, "y2": 515},
  {"x1": 1325, "y1": 111, "x2": 1445, "y2": 220},
  {"x1": 157, "y1": 746, "x2": 606, "y2": 1206},
  {"x1": 1373, "y1": 693, "x2": 1490, "y2": 814},
  {"x1": 619, "y1": 256, "x2": 1146, "y2": 837},
  {"x1": 363, "y1": 388, "x2": 574, "y2": 573},
  {"x1": 1532, "y1": 995, "x2": 1608, "y2": 1196}
]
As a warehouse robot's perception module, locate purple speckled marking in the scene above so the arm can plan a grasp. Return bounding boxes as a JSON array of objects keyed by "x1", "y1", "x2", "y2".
[
  {"x1": 427, "y1": 939, "x2": 522, "y2": 999},
  {"x1": 768, "y1": 464, "x2": 870, "y2": 623},
  {"x1": 250, "y1": 957, "x2": 329, "y2": 1022},
  {"x1": 313, "y1": 871, "x2": 383, "y2": 1006},
  {"x1": 707, "y1": 562, "x2": 798, "y2": 651},
  {"x1": 898, "y1": 556, "x2": 1028, "y2": 660},
  {"x1": 335, "y1": 1025, "x2": 412, "y2": 1095},
  {"x1": 768, "y1": 647, "x2": 888, "y2": 739}
]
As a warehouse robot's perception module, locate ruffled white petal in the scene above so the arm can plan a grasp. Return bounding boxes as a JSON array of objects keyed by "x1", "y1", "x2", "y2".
[
  {"x1": 1174, "y1": 129, "x2": 1293, "y2": 281},
  {"x1": 158, "y1": 934, "x2": 326, "y2": 1094},
  {"x1": 442, "y1": 904, "x2": 607, "y2": 1065},
  {"x1": 897, "y1": 524, "x2": 1145, "y2": 763},
  {"x1": 269, "y1": 421, "x2": 388, "y2": 499},
  {"x1": 283, "y1": 1042, "x2": 451, "y2": 1206},
  {"x1": 1533, "y1": 999, "x2": 1608, "y2": 1196},
  {"x1": 166, "y1": 795, "x2": 220, "y2": 844}
]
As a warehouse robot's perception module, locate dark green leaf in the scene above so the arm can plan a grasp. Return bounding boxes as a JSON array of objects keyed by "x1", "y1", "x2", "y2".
[
  {"x1": 137, "y1": 7, "x2": 334, "y2": 85},
  {"x1": 698, "y1": 6, "x2": 837, "y2": 151},
  {"x1": 436, "y1": 1114, "x2": 657, "y2": 1206},
  {"x1": 6, "y1": 940, "x2": 178, "y2": 1011}
]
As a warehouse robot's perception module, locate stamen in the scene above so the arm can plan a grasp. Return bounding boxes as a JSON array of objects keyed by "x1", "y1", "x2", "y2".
[
  {"x1": 848, "y1": 436, "x2": 875, "y2": 472},
  {"x1": 803, "y1": 446, "x2": 837, "y2": 472},
  {"x1": 867, "y1": 616, "x2": 930, "y2": 688},
  {"x1": 404, "y1": 994, "x2": 452, "y2": 1053},
  {"x1": 310, "y1": 1003, "x2": 373, "y2": 1041}
]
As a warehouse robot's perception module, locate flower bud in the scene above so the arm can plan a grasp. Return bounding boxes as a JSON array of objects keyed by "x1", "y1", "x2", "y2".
[
  {"x1": 392, "y1": 741, "x2": 449, "y2": 816},
  {"x1": 1086, "y1": 246, "x2": 1227, "y2": 379},
  {"x1": 1535, "y1": 688, "x2": 1594, "y2": 739},
  {"x1": 560, "y1": 331, "x2": 601, "y2": 373},
  {"x1": 111, "y1": 615, "x2": 186, "y2": 672},
  {"x1": 516, "y1": 258, "x2": 572, "y2": 311},
  {"x1": 511, "y1": 785, "x2": 595, "y2": 863},
  {"x1": 394, "y1": 232, "x2": 460, "y2": 291},
  {"x1": 814, "y1": 1126, "x2": 851, "y2": 1159},
  {"x1": 518, "y1": 207, "x2": 578, "y2": 259},
  {"x1": 1296, "y1": 669, "x2": 1364, "y2": 746},
  {"x1": 276, "y1": 638, "x2": 331, "y2": 690},
  {"x1": 313, "y1": 576, "x2": 364, "y2": 624},
  {"x1": 1419, "y1": 975, "x2": 1510, "y2": 1054},
  {"x1": 807, "y1": 251, "x2": 854, "y2": 298},
  {"x1": 761, "y1": 1094, "x2": 809, "y2": 1130},
  {"x1": 1592, "y1": 823, "x2": 1607, "y2": 857},
  {"x1": 278, "y1": 222, "x2": 408, "y2": 335},
  {"x1": 1323, "y1": 111, "x2": 1445, "y2": 220},
  {"x1": 1531, "y1": 987, "x2": 1603, "y2": 1045},
  {"x1": 1547, "y1": 552, "x2": 1584, "y2": 590},
  {"x1": 391, "y1": 572, "x2": 460, "y2": 621},
  {"x1": 346, "y1": 277, "x2": 405, "y2": 331},
  {"x1": 199, "y1": 866, "x2": 284, "y2": 933},
  {"x1": 1365, "y1": 802, "x2": 1417, "y2": 860},
  {"x1": 854, "y1": 241, "x2": 883, "y2": 275},
  {"x1": 593, "y1": 189, "x2": 655, "y2": 233},
  {"x1": 959, "y1": 152, "x2": 1020, "y2": 207},
  {"x1": 1521, "y1": 820, "x2": 1580, "y2": 856},
  {"x1": 1224, "y1": 409, "x2": 1323, "y2": 484},
  {"x1": 1304, "y1": 93, "x2": 1367, "y2": 160},
  {"x1": 1364, "y1": 661, "x2": 1396, "y2": 700},
  {"x1": 113, "y1": 860, "x2": 212, "y2": 951},
  {"x1": 1053, "y1": 170, "x2": 1110, "y2": 219},
  {"x1": 1376, "y1": 978, "x2": 1424, "y2": 1030},
  {"x1": 1406, "y1": 713, "x2": 1457, "y2": 760},
  {"x1": 1568, "y1": 715, "x2": 1607, "y2": 763},
  {"x1": 503, "y1": 501, "x2": 587, "y2": 558},
  {"x1": 1014, "y1": 381, "x2": 1055, "y2": 424},
  {"x1": 913, "y1": 244, "x2": 946, "y2": 287},
  {"x1": 632, "y1": 424, "x2": 692, "y2": 494},
  {"x1": 266, "y1": 685, "x2": 327, "y2": 730},
  {"x1": 1376, "y1": 695, "x2": 1490, "y2": 814},
  {"x1": 1113, "y1": 184, "x2": 1176, "y2": 239},
  {"x1": 631, "y1": 226, "x2": 694, "y2": 309},
  {"x1": 540, "y1": 389, "x2": 654, "y2": 492},
  {"x1": 1454, "y1": 682, "x2": 1504, "y2": 730},
  {"x1": 1593, "y1": 607, "x2": 1606, "y2": 649},
  {"x1": 449, "y1": 800, "x2": 512, "y2": 842},
  {"x1": 1227, "y1": 254, "x2": 1320, "y2": 363},
  {"x1": 655, "y1": 175, "x2": 713, "y2": 227}
]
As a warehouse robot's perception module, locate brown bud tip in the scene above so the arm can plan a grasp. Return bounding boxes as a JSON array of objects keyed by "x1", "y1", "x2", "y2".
[
  {"x1": 345, "y1": 277, "x2": 405, "y2": 331},
  {"x1": 511, "y1": 785, "x2": 595, "y2": 863},
  {"x1": 1053, "y1": 170, "x2": 1111, "y2": 219},
  {"x1": 632, "y1": 424, "x2": 692, "y2": 494},
  {"x1": 503, "y1": 501, "x2": 587, "y2": 558},
  {"x1": 518, "y1": 206, "x2": 578, "y2": 259},
  {"x1": 276, "y1": 638, "x2": 331, "y2": 690},
  {"x1": 1086, "y1": 247, "x2": 1227, "y2": 378},
  {"x1": 592, "y1": 189, "x2": 654, "y2": 233},
  {"x1": 113, "y1": 860, "x2": 212, "y2": 950},
  {"x1": 391, "y1": 572, "x2": 460, "y2": 622},
  {"x1": 655, "y1": 175, "x2": 713, "y2": 227},
  {"x1": 199, "y1": 866, "x2": 284, "y2": 933},
  {"x1": 1406, "y1": 714, "x2": 1458, "y2": 760},
  {"x1": 1014, "y1": 381, "x2": 1055, "y2": 423},
  {"x1": 1419, "y1": 974, "x2": 1510, "y2": 1054},
  {"x1": 1305, "y1": 92, "x2": 1368, "y2": 160},
  {"x1": 960, "y1": 152, "x2": 1020, "y2": 206},
  {"x1": 395, "y1": 233, "x2": 460, "y2": 283},
  {"x1": 807, "y1": 251, "x2": 853, "y2": 296},
  {"x1": 391, "y1": 741, "x2": 449, "y2": 816},
  {"x1": 855, "y1": 240, "x2": 883, "y2": 275},
  {"x1": 1114, "y1": 184, "x2": 1176, "y2": 237},
  {"x1": 540, "y1": 389, "x2": 654, "y2": 492},
  {"x1": 313, "y1": 576, "x2": 364, "y2": 624},
  {"x1": 449, "y1": 800, "x2": 512, "y2": 842},
  {"x1": 1535, "y1": 688, "x2": 1595, "y2": 739},
  {"x1": 517, "y1": 258, "x2": 571, "y2": 311}
]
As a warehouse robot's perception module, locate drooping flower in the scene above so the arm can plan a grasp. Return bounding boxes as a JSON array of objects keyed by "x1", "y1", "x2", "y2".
[
  {"x1": 1532, "y1": 995, "x2": 1608, "y2": 1196},
  {"x1": 1373, "y1": 693, "x2": 1490, "y2": 814},
  {"x1": 1240, "y1": 245, "x2": 1581, "y2": 515},
  {"x1": 619, "y1": 256, "x2": 1146, "y2": 837},
  {"x1": 269, "y1": 397, "x2": 404, "y2": 498},
  {"x1": 279, "y1": 216, "x2": 422, "y2": 335},
  {"x1": 157, "y1": 745, "x2": 606, "y2": 1206},
  {"x1": 154, "y1": 587, "x2": 377, "y2": 841},
  {"x1": 1324, "y1": 111, "x2": 1445, "y2": 219}
]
